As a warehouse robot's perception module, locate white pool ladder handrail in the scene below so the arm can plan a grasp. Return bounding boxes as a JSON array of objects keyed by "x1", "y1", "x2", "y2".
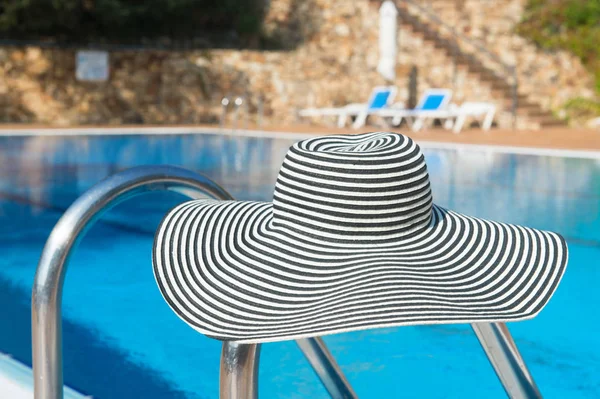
[
  {"x1": 220, "y1": 95, "x2": 249, "y2": 131},
  {"x1": 220, "y1": 95, "x2": 264, "y2": 130},
  {"x1": 31, "y1": 165, "x2": 542, "y2": 399}
]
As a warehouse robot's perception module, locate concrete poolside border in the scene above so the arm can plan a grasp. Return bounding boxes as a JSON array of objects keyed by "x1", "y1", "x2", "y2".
[
  {"x1": 415, "y1": 140, "x2": 600, "y2": 160},
  {"x1": 0, "y1": 125, "x2": 599, "y2": 160},
  {"x1": 0, "y1": 353, "x2": 88, "y2": 399}
]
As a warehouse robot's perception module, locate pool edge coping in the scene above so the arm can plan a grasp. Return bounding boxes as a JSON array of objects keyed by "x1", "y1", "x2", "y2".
[
  {"x1": 0, "y1": 126, "x2": 599, "y2": 160},
  {"x1": 0, "y1": 353, "x2": 89, "y2": 398}
]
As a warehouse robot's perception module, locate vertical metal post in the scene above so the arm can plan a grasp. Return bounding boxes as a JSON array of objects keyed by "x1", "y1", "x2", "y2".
[
  {"x1": 296, "y1": 338, "x2": 358, "y2": 399},
  {"x1": 30, "y1": 164, "x2": 360, "y2": 399},
  {"x1": 32, "y1": 166, "x2": 233, "y2": 399},
  {"x1": 472, "y1": 323, "x2": 542, "y2": 399},
  {"x1": 220, "y1": 97, "x2": 230, "y2": 129},
  {"x1": 233, "y1": 97, "x2": 243, "y2": 133},
  {"x1": 220, "y1": 343, "x2": 261, "y2": 399}
]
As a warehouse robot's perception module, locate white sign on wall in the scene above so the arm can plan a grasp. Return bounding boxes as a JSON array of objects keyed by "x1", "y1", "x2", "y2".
[
  {"x1": 76, "y1": 50, "x2": 109, "y2": 81},
  {"x1": 377, "y1": 1, "x2": 398, "y2": 81}
]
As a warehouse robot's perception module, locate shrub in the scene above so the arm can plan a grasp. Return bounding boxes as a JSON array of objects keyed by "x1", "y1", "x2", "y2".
[
  {"x1": 518, "y1": 0, "x2": 600, "y2": 93},
  {"x1": 0, "y1": 0, "x2": 265, "y2": 45},
  {"x1": 563, "y1": 97, "x2": 600, "y2": 120}
]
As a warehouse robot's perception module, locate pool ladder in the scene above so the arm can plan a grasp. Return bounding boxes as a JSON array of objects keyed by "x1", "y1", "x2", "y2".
[
  {"x1": 32, "y1": 166, "x2": 543, "y2": 399},
  {"x1": 220, "y1": 95, "x2": 264, "y2": 131}
]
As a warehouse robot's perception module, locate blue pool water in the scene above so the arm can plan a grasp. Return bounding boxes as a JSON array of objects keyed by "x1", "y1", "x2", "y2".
[{"x1": 0, "y1": 133, "x2": 599, "y2": 398}]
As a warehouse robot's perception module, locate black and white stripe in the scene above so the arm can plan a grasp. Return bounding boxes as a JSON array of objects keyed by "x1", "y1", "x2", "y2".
[
  {"x1": 153, "y1": 132, "x2": 568, "y2": 343},
  {"x1": 273, "y1": 132, "x2": 432, "y2": 241}
]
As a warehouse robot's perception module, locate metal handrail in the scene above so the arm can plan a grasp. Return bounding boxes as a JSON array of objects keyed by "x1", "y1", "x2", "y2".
[
  {"x1": 473, "y1": 323, "x2": 542, "y2": 398},
  {"x1": 220, "y1": 95, "x2": 258, "y2": 131},
  {"x1": 220, "y1": 342, "x2": 261, "y2": 399},
  {"x1": 398, "y1": 0, "x2": 519, "y2": 126},
  {"x1": 233, "y1": 96, "x2": 249, "y2": 130},
  {"x1": 31, "y1": 165, "x2": 355, "y2": 399},
  {"x1": 297, "y1": 338, "x2": 358, "y2": 398},
  {"x1": 220, "y1": 97, "x2": 231, "y2": 129},
  {"x1": 31, "y1": 166, "x2": 232, "y2": 398},
  {"x1": 31, "y1": 164, "x2": 542, "y2": 399}
]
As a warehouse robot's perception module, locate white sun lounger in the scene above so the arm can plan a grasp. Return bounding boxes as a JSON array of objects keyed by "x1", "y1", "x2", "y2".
[
  {"x1": 377, "y1": 88, "x2": 453, "y2": 131},
  {"x1": 379, "y1": 89, "x2": 495, "y2": 133},
  {"x1": 299, "y1": 86, "x2": 398, "y2": 129},
  {"x1": 451, "y1": 102, "x2": 496, "y2": 133}
]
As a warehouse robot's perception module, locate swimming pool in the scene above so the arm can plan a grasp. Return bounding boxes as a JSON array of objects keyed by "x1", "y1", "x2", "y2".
[{"x1": 0, "y1": 132, "x2": 598, "y2": 398}]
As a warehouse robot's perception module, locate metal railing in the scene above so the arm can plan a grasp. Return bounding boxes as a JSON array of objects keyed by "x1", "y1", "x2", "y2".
[
  {"x1": 30, "y1": 165, "x2": 353, "y2": 399},
  {"x1": 32, "y1": 165, "x2": 542, "y2": 398},
  {"x1": 397, "y1": 0, "x2": 519, "y2": 126},
  {"x1": 220, "y1": 95, "x2": 264, "y2": 131}
]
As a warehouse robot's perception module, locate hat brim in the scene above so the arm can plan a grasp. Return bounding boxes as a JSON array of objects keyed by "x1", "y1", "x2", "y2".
[{"x1": 153, "y1": 200, "x2": 567, "y2": 344}]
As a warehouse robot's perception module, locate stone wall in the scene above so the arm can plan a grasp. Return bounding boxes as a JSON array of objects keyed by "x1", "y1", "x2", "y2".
[
  {"x1": 0, "y1": 0, "x2": 595, "y2": 127},
  {"x1": 416, "y1": 0, "x2": 597, "y2": 114},
  {"x1": 0, "y1": 0, "x2": 391, "y2": 127}
]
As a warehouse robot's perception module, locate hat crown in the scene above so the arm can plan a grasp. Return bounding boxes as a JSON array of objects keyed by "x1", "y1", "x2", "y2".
[{"x1": 272, "y1": 132, "x2": 433, "y2": 241}]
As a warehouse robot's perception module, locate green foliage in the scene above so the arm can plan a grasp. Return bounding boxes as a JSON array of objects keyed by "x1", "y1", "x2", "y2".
[
  {"x1": 518, "y1": 0, "x2": 600, "y2": 93},
  {"x1": 563, "y1": 97, "x2": 600, "y2": 119},
  {"x1": 0, "y1": 0, "x2": 265, "y2": 44}
]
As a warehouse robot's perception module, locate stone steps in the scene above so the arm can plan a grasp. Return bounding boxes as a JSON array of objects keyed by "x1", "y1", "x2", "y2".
[{"x1": 396, "y1": 1, "x2": 566, "y2": 128}]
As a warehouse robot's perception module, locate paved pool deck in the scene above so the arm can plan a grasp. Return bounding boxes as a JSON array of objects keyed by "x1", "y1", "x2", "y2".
[
  {"x1": 0, "y1": 353, "x2": 88, "y2": 398},
  {"x1": 0, "y1": 123, "x2": 598, "y2": 155}
]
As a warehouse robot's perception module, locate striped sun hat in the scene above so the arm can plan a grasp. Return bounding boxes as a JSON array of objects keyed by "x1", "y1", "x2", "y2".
[{"x1": 153, "y1": 132, "x2": 568, "y2": 343}]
